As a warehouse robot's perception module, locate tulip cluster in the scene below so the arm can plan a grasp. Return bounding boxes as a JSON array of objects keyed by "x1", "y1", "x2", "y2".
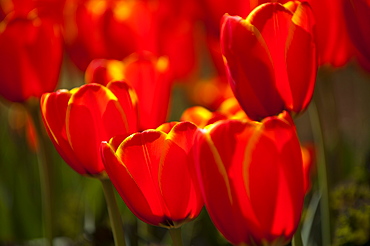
[{"x1": 1, "y1": 0, "x2": 369, "y2": 245}]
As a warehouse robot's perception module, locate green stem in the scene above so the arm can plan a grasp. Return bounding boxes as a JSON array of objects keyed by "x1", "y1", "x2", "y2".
[
  {"x1": 100, "y1": 178, "x2": 126, "y2": 246},
  {"x1": 169, "y1": 227, "x2": 184, "y2": 246},
  {"x1": 292, "y1": 225, "x2": 303, "y2": 246},
  {"x1": 28, "y1": 102, "x2": 53, "y2": 246},
  {"x1": 308, "y1": 101, "x2": 331, "y2": 246}
]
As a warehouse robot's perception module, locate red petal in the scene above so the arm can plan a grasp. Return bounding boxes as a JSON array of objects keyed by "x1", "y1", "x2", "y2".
[
  {"x1": 286, "y1": 2, "x2": 316, "y2": 112},
  {"x1": 221, "y1": 14, "x2": 284, "y2": 120},
  {"x1": 107, "y1": 80, "x2": 139, "y2": 134},
  {"x1": 101, "y1": 141, "x2": 164, "y2": 225},
  {"x1": 249, "y1": 3, "x2": 294, "y2": 110},
  {"x1": 115, "y1": 130, "x2": 169, "y2": 225},
  {"x1": 248, "y1": 116, "x2": 304, "y2": 239},
  {"x1": 195, "y1": 120, "x2": 259, "y2": 244},
  {"x1": 41, "y1": 91, "x2": 87, "y2": 175},
  {"x1": 123, "y1": 52, "x2": 172, "y2": 130},
  {"x1": 159, "y1": 122, "x2": 203, "y2": 223},
  {"x1": 66, "y1": 84, "x2": 128, "y2": 175}
]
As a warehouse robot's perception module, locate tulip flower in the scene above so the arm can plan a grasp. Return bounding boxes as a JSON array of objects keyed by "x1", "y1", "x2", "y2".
[
  {"x1": 342, "y1": 0, "x2": 370, "y2": 71},
  {"x1": 221, "y1": 1, "x2": 317, "y2": 121},
  {"x1": 194, "y1": 111, "x2": 306, "y2": 245},
  {"x1": 85, "y1": 52, "x2": 172, "y2": 130},
  {"x1": 0, "y1": 9, "x2": 62, "y2": 102},
  {"x1": 101, "y1": 121, "x2": 203, "y2": 228},
  {"x1": 41, "y1": 81, "x2": 138, "y2": 176}
]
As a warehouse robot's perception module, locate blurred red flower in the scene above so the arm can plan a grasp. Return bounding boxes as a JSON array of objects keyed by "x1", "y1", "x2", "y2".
[
  {"x1": 0, "y1": 7, "x2": 63, "y2": 102},
  {"x1": 342, "y1": 0, "x2": 370, "y2": 71},
  {"x1": 220, "y1": 1, "x2": 317, "y2": 121},
  {"x1": 180, "y1": 97, "x2": 248, "y2": 128},
  {"x1": 101, "y1": 121, "x2": 203, "y2": 228},
  {"x1": 85, "y1": 52, "x2": 173, "y2": 131},
  {"x1": 64, "y1": 0, "x2": 198, "y2": 79},
  {"x1": 194, "y1": 111, "x2": 306, "y2": 245},
  {"x1": 307, "y1": 0, "x2": 353, "y2": 67},
  {"x1": 180, "y1": 106, "x2": 227, "y2": 128},
  {"x1": 41, "y1": 81, "x2": 138, "y2": 176}
]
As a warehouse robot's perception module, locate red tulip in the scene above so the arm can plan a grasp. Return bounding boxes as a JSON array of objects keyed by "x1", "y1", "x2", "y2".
[
  {"x1": 101, "y1": 121, "x2": 203, "y2": 227},
  {"x1": 85, "y1": 52, "x2": 173, "y2": 131},
  {"x1": 342, "y1": 0, "x2": 370, "y2": 71},
  {"x1": 221, "y1": 1, "x2": 317, "y2": 121},
  {"x1": 195, "y1": 111, "x2": 306, "y2": 245},
  {"x1": 0, "y1": 9, "x2": 62, "y2": 102},
  {"x1": 41, "y1": 81, "x2": 138, "y2": 176}
]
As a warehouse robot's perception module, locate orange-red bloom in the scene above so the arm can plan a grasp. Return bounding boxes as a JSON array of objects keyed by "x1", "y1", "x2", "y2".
[
  {"x1": 85, "y1": 52, "x2": 172, "y2": 131},
  {"x1": 195, "y1": 112, "x2": 306, "y2": 245},
  {"x1": 0, "y1": 9, "x2": 62, "y2": 102},
  {"x1": 41, "y1": 81, "x2": 138, "y2": 176},
  {"x1": 221, "y1": 1, "x2": 317, "y2": 121},
  {"x1": 101, "y1": 121, "x2": 203, "y2": 228}
]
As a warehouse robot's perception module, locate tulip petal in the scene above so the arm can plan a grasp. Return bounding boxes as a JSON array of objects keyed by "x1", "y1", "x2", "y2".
[
  {"x1": 41, "y1": 91, "x2": 87, "y2": 174},
  {"x1": 123, "y1": 53, "x2": 172, "y2": 130},
  {"x1": 244, "y1": 126, "x2": 279, "y2": 238},
  {"x1": 101, "y1": 141, "x2": 164, "y2": 225},
  {"x1": 248, "y1": 3, "x2": 294, "y2": 108},
  {"x1": 247, "y1": 116, "x2": 304, "y2": 239},
  {"x1": 159, "y1": 122, "x2": 202, "y2": 224},
  {"x1": 107, "y1": 80, "x2": 139, "y2": 134},
  {"x1": 115, "y1": 130, "x2": 169, "y2": 225},
  {"x1": 221, "y1": 14, "x2": 284, "y2": 120},
  {"x1": 196, "y1": 120, "x2": 260, "y2": 244},
  {"x1": 66, "y1": 84, "x2": 128, "y2": 175},
  {"x1": 286, "y1": 2, "x2": 316, "y2": 112}
]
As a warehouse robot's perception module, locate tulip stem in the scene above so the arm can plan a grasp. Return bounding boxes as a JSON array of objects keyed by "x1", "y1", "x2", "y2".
[
  {"x1": 100, "y1": 178, "x2": 126, "y2": 246},
  {"x1": 308, "y1": 101, "x2": 331, "y2": 246},
  {"x1": 169, "y1": 227, "x2": 183, "y2": 246},
  {"x1": 292, "y1": 225, "x2": 303, "y2": 246},
  {"x1": 28, "y1": 101, "x2": 54, "y2": 246}
]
